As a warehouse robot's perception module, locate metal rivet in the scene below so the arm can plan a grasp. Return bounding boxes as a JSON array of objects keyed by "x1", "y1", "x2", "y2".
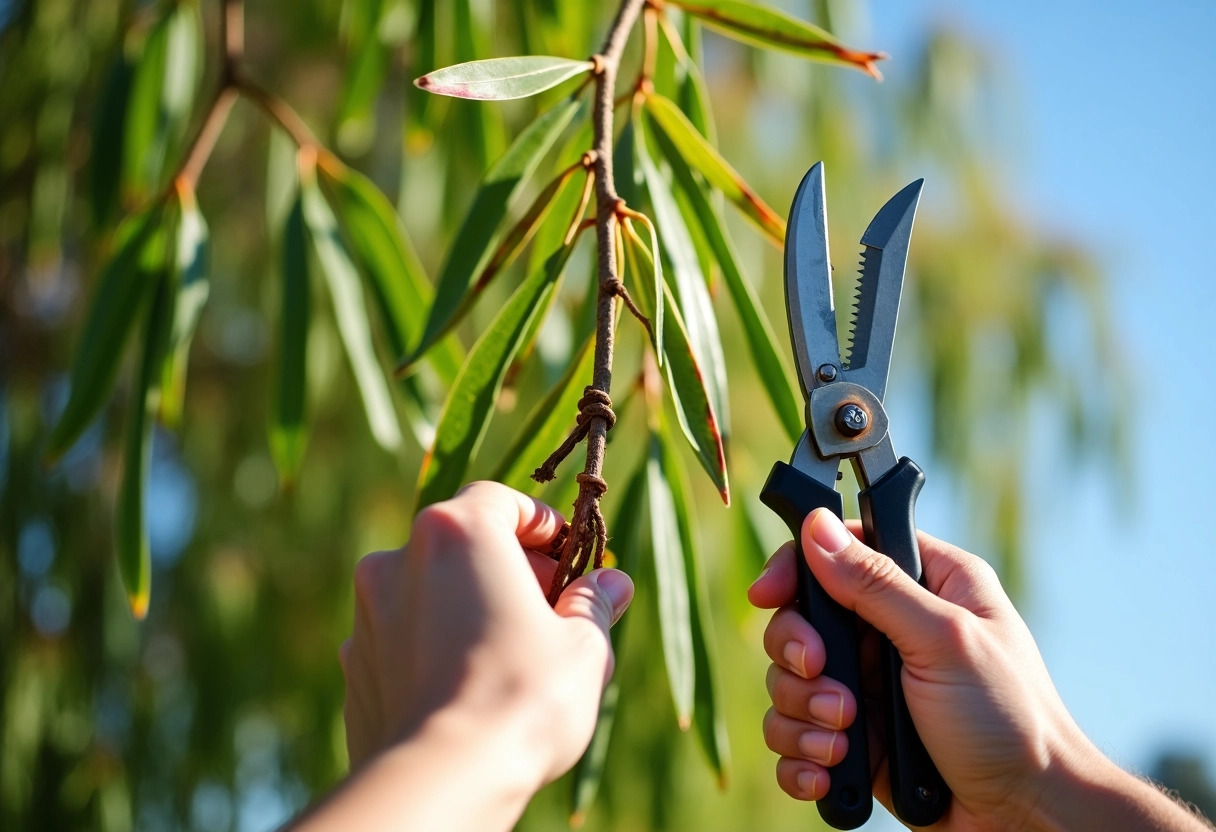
[
  {"x1": 916, "y1": 786, "x2": 936, "y2": 803},
  {"x1": 817, "y1": 364, "x2": 838, "y2": 383},
  {"x1": 834, "y1": 403, "x2": 868, "y2": 436}
]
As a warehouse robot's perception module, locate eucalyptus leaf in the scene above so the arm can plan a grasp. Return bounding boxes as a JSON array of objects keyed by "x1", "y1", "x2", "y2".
[
  {"x1": 416, "y1": 55, "x2": 592, "y2": 101},
  {"x1": 415, "y1": 242, "x2": 577, "y2": 510},
  {"x1": 270, "y1": 193, "x2": 310, "y2": 485},
  {"x1": 670, "y1": 0, "x2": 885, "y2": 78},
  {"x1": 90, "y1": 55, "x2": 133, "y2": 229},
  {"x1": 159, "y1": 186, "x2": 210, "y2": 428},
  {"x1": 644, "y1": 93, "x2": 785, "y2": 246},
  {"x1": 407, "y1": 97, "x2": 581, "y2": 368},
  {"x1": 299, "y1": 159, "x2": 402, "y2": 451}
]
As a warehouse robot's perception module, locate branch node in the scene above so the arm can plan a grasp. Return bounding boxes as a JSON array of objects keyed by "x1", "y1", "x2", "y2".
[
  {"x1": 590, "y1": 54, "x2": 607, "y2": 75},
  {"x1": 531, "y1": 388, "x2": 617, "y2": 484}
]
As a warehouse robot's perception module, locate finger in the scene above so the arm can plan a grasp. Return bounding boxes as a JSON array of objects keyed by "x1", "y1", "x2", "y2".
[
  {"x1": 763, "y1": 707, "x2": 848, "y2": 766},
  {"x1": 451, "y1": 480, "x2": 567, "y2": 548},
  {"x1": 765, "y1": 664, "x2": 855, "y2": 730},
  {"x1": 775, "y1": 757, "x2": 831, "y2": 801},
  {"x1": 525, "y1": 549, "x2": 559, "y2": 588},
  {"x1": 747, "y1": 541, "x2": 797, "y2": 609},
  {"x1": 801, "y1": 509, "x2": 963, "y2": 666},
  {"x1": 552, "y1": 569, "x2": 634, "y2": 686},
  {"x1": 762, "y1": 606, "x2": 826, "y2": 679}
]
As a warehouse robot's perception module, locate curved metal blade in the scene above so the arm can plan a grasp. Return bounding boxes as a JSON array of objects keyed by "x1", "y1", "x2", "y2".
[
  {"x1": 785, "y1": 162, "x2": 841, "y2": 400},
  {"x1": 842, "y1": 178, "x2": 924, "y2": 402}
]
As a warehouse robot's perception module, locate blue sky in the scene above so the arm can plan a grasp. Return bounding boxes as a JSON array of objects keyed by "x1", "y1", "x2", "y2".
[{"x1": 865, "y1": 0, "x2": 1216, "y2": 819}]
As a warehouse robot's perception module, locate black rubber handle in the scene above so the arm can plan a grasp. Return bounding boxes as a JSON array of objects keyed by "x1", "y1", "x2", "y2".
[
  {"x1": 761, "y1": 461, "x2": 873, "y2": 830},
  {"x1": 857, "y1": 457, "x2": 951, "y2": 827}
]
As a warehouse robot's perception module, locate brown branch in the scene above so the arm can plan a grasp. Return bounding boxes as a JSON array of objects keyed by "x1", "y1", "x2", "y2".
[
  {"x1": 175, "y1": 87, "x2": 239, "y2": 192},
  {"x1": 542, "y1": 0, "x2": 648, "y2": 606},
  {"x1": 236, "y1": 81, "x2": 321, "y2": 149}
]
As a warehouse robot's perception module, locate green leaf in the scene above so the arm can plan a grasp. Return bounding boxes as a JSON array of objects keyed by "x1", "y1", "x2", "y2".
[
  {"x1": 117, "y1": 256, "x2": 176, "y2": 620},
  {"x1": 298, "y1": 157, "x2": 402, "y2": 452},
  {"x1": 415, "y1": 242, "x2": 576, "y2": 510},
  {"x1": 271, "y1": 192, "x2": 311, "y2": 485},
  {"x1": 159, "y1": 185, "x2": 210, "y2": 428},
  {"x1": 622, "y1": 212, "x2": 665, "y2": 367},
  {"x1": 317, "y1": 156, "x2": 464, "y2": 384},
  {"x1": 635, "y1": 121, "x2": 730, "y2": 440},
  {"x1": 46, "y1": 206, "x2": 167, "y2": 461},
  {"x1": 90, "y1": 55, "x2": 133, "y2": 229},
  {"x1": 669, "y1": 0, "x2": 886, "y2": 78},
  {"x1": 451, "y1": 0, "x2": 508, "y2": 169},
  {"x1": 416, "y1": 56, "x2": 592, "y2": 101},
  {"x1": 644, "y1": 93, "x2": 785, "y2": 246},
  {"x1": 122, "y1": 1, "x2": 202, "y2": 202},
  {"x1": 624, "y1": 233, "x2": 728, "y2": 502},
  {"x1": 569, "y1": 461, "x2": 648, "y2": 825},
  {"x1": 649, "y1": 117, "x2": 803, "y2": 442},
  {"x1": 491, "y1": 334, "x2": 595, "y2": 494},
  {"x1": 407, "y1": 97, "x2": 581, "y2": 367},
  {"x1": 676, "y1": 16, "x2": 716, "y2": 143},
  {"x1": 645, "y1": 433, "x2": 695, "y2": 729},
  {"x1": 658, "y1": 424, "x2": 731, "y2": 784}
]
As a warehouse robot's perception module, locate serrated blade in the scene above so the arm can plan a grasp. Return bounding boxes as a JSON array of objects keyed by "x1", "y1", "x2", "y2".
[
  {"x1": 840, "y1": 178, "x2": 924, "y2": 402},
  {"x1": 784, "y1": 162, "x2": 843, "y2": 401}
]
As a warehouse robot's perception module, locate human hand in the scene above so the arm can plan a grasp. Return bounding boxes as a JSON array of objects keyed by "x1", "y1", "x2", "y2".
[
  {"x1": 340, "y1": 481, "x2": 634, "y2": 792},
  {"x1": 748, "y1": 509, "x2": 1098, "y2": 829}
]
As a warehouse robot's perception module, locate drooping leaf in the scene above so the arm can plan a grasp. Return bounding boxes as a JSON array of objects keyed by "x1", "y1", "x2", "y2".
[
  {"x1": 625, "y1": 231, "x2": 728, "y2": 502},
  {"x1": 317, "y1": 155, "x2": 464, "y2": 383},
  {"x1": 415, "y1": 242, "x2": 577, "y2": 510},
  {"x1": 669, "y1": 0, "x2": 886, "y2": 78},
  {"x1": 117, "y1": 253, "x2": 176, "y2": 620},
  {"x1": 298, "y1": 155, "x2": 402, "y2": 451},
  {"x1": 635, "y1": 121, "x2": 729, "y2": 440},
  {"x1": 334, "y1": 0, "x2": 391, "y2": 155},
  {"x1": 659, "y1": 424, "x2": 731, "y2": 784},
  {"x1": 270, "y1": 192, "x2": 311, "y2": 485},
  {"x1": 90, "y1": 55, "x2": 134, "y2": 229},
  {"x1": 649, "y1": 118, "x2": 803, "y2": 441},
  {"x1": 492, "y1": 334, "x2": 595, "y2": 494},
  {"x1": 159, "y1": 183, "x2": 210, "y2": 428},
  {"x1": 569, "y1": 461, "x2": 648, "y2": 826},
  {"x1": 122, "y1": 1, "x2": 202, "y2": 202},
  {"x1": 406, "y1": 97, "x2": 581, "y2": 368},
  {"x1": 676, "y1": 15, "x2": 716, "y2": 143},
  {"x1": 451, "y1": 0, "x2": 508, "y2": 169},
  {"x1": 416, "y1": 56, "x2": 593, "y2": 101},
  {"x1": 645, "y1": 433, "x2": 695, "y2": 729},
  {"x1": 644, "y1": 93, "x2": 785, "y2": 246},
  {"x1": 46, "y1": 206, "x2": 167, "y2": 462}
]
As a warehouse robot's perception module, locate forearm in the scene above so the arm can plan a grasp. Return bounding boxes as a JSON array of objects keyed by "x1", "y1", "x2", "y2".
[{"x1": 292, "y1": 711, "x2": 543, "y2": 832}]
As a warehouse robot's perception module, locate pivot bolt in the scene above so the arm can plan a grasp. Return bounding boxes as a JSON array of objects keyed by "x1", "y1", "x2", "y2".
[
  {"x1": 817, "y1": 364, "x2": 838, "y2": 383},
  {"x1": 835, "y1": 403, "x2": 869, "y2": 437}
]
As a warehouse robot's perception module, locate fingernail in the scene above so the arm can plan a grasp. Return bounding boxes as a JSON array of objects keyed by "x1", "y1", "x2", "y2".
[
  {"x1": 593, "y1": 569, "x2": 634, "y2": 621},
  {"x1": 748, "y1": 566, "x2": 771, "y2": 592},
  {"x1": 799, "y1": 731, "x2": 838, "y2": 765},
  {"x1": 808, "y1": 692, "x2": 845, "y2": 728},
  {"x1": 809, "y1": 510, "x2": 852, "y2": 555},
  {"x1": 783, "y1": 641, "x2": 808, "y2": 678},
  {"x1": 796, "y1": 769, "x2": 819, "y2": 798}
]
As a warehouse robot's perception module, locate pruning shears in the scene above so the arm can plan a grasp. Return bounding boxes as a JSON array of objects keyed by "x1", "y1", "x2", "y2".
[{"x1": 760, "y1": 163, "x2": 950, "y2": 829}]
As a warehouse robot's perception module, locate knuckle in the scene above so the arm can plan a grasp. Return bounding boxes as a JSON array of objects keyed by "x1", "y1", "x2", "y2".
[
  {"x1": 411, "y1": 502, "x2": 475, "y2": 550},
  {"x1": 352, "y1": 551, "x2": 390, "y2": 602},
  {"x1": 847, "y1": 550, "x2": 902, "y2": 596}
]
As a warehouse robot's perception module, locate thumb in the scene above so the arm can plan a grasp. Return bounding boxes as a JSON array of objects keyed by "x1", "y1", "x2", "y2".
[
  {"x1": 553, "y1": 568, "x2": 634, "y2": 639},
  {"x1": 802, "y1": 509, "x2": 959, "y2": 665}
]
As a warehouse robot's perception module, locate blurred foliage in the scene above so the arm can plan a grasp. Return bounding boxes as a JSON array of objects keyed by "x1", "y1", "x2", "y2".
[{"x1": 0, "y1": 0, "x2": 1121, "y2": 829}]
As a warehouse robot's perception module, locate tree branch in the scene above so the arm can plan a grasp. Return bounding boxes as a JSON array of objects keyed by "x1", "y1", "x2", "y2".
[{"x1": 544, "y1": 0, "x2": 648, "y2": 605}]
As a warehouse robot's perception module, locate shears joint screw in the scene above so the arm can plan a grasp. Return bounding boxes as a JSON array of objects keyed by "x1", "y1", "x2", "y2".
[
  {"x1": 835, "y1": 403, "x2": 869, "y2": 436},
  {"x1": 817, "y1": 364, "x2": 838, "y2": 383}
]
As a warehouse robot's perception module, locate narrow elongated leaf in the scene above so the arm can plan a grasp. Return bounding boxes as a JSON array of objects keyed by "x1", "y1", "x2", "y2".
[
  {"x1": 117, "y1": 263, "x2": 175, "y2": 620},
  {"x1": 635, "y1": 122, "x2": 729, "y2": 439},
  {"x1": 271, "y1": 193, "x2": 310, "y2": 484},
  {"x1": 569, "y1": 461, "x2": 648, "y2": 826},
  {"x1": 492, "y1": 335, "x2": 595, "y2": 494},
  {"x1": 659, "y1": 425, "x2": 731, "y2": 784},
  {"x1": 646, "y1": 433, "x2": 695, "y2": 729},
  {"x1": 677, "y1": 16, "x2": 716, "y2": 143},
  {"x1": 90, "y1": 55, "x2": 133, "y2": 228},
  {"x1": 298, "y1": 158, "x2": 402, "y2": 451},
  {"x1": 415, "y1": 243, "x2": 576, "y2": 510},
  {"x1": 625, "y1": 233, "x2": 728, "y2": 501},
  {"x1": 452, "y1": 0, "x2": 508, "y2": 170},
  {"x1": 407, "y1": 97, "x2": 581, "y2": 367},
  {"x1": 649, "y1": 119, "x2": 803, "y2": 441},
  {"x1": 644, "y1": 93, "x2": 785, "y2": 246},
  {"x1": 317, "y1": 156, "x2": 464, "y2": 383},
  {"x1": 159, "y1": 184, "x2": 210, "y2": 428},
  {"x1": 416, "y1": 56, "x2": 592, "y2": 101},
  {"x1": 122, "y1": 2, "x2": 201, "y2": 201},
  {"x1": 670, "y1": 0, "x2": 886, "y2": 78},
  {"x1": 46, "y1": 206, "x2": 166, "y2": 461}
]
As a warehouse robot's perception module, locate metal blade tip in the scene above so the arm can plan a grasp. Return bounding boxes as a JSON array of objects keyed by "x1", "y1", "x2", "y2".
[{"x1": 860, "y1": 178, "x2": 924, "y2": 250}]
